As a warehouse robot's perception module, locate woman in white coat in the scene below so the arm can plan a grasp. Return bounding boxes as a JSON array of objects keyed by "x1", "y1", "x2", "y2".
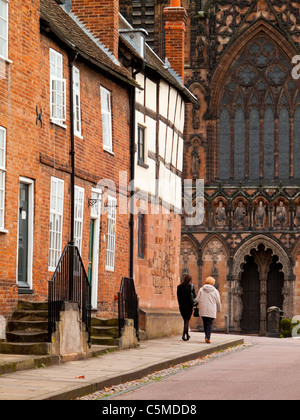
[{"x1": 196, "y1": 277, "x2": 222, "y2": 343}]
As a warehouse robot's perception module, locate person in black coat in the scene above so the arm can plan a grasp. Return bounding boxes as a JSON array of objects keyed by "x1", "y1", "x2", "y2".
[{"x1": 177, "y1": 274, "x2": 196, "y2": 341}]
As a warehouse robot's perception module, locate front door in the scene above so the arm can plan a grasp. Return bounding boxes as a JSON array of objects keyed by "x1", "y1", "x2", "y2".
[
  {"x1": 18, "y1": 183, "x2": 29, "y2": 289},
  {"x1": 88, "y1": 219, "x2": 95, "y2": 285},
  {"x1": 89, "y1": 189, "x2": 102, "y2": 309}
]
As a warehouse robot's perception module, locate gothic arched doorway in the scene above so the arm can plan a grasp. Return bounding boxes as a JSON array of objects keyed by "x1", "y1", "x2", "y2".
[
  {"x1": 239, "y1": 245, "x2": 286, "y2": 335},
  {"x1": 232, "y1": 235, "x2": 293, "y2": 335}
]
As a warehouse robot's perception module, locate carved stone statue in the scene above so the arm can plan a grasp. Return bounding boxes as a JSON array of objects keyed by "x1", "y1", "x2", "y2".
[
  {"x1": 294, "y1": 206, "x2": 300, "y2": 228},
  {"x1": 234, "y1": 200, "x2": 247, "y2": 227},
  {"x1": 255, "y1": 200, "x2": 266, "y2": 228},
  {"x1": 215, "y1": 201, "x2": 226, "y2": 226},
  {"x1": 275, "y1": 201, "x2": 287, "y2": 229},
  {"x1": 191, "y1": 145, "x2": 201, "y2": 178}
]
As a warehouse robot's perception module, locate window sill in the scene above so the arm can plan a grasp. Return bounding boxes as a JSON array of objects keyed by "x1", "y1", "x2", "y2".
[
  {"x1": 137, "y1": 160, "x2": 149, "y2": 169},
  {"x1": 0, "y1": 55, "x2": 13, "y2": 64},
  {"x1": 75, "y1": 132, "x2": 83, "y2": 140},
  {"x1": 0, "y1": 228, "x2": 8, "y2": 234},
  {"x1": 103, "y1": 148, "x2": 115, "y2": 156},
  {"x1": 18, "y1": 287, "x2": 34, "y2": 295},
  {"x1": 50, "y1": 119, "x2": 67, "y2": 129}
]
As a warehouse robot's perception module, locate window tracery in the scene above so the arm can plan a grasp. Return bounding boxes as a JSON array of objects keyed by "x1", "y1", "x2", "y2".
[{"x1": 218, "y1": 36, "x2": 299, "y2": 182}]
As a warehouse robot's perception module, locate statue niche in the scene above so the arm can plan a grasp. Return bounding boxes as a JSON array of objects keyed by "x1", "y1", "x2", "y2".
[
  {"x1": 254, "y1": 200, "x2": 267, "y2": 229},
  {"x1": 191, "y1": 144, "x2": 201, "y2": 179},
  {"x1": 294, "y1": 205, "x2": 300, "y2": 228},
  {"x1": 274, "y1": 200, "x2": 287, "y2": 230},
  {"x1": 214, "y1": 200, "x2": 227, "y2": 228},
  {"x1": 234, "y1": 200, "x2": 248, "y2": 228}
]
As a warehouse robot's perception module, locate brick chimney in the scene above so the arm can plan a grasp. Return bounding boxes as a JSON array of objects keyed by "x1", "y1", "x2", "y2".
[
  {"x1": 71, "y1": 0, "x2": 119, "y2": 59},
  {"x1": 163, "y1": 0, "x2": 188, "y2": 84}
]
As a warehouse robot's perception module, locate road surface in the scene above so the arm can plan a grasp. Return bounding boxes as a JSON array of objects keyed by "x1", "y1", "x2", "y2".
[{"x1": 109, "y1": 336, "x2": 300, "y2": 400}]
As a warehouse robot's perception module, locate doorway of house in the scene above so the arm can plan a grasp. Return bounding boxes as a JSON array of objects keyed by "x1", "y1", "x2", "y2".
[
  {"x1": 17, "y1": 179, "x2": 34, "y2": 291},
  {"x1": 88, "y1": 189, "x2": 101, "y2": 309}
]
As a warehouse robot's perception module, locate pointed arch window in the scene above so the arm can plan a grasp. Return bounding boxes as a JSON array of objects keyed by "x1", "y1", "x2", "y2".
[{"x1": 218, "y1": 36, "x2": 297, "y2": 183}]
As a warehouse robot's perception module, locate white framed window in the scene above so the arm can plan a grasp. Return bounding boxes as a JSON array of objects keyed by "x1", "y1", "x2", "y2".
[
  {"x1": 105, "y1": 196, "x2": 117, "y2": 271},
  {"x1": 74, "y1": 185, "x2": 84, "y2": 253},
  {"x1": 0, "y1": 0, "x2": 8, "y2": 60},
  {"x1": 73, "y1": 66, "x2": 82, "y2": 137},
  {"x1": 0, "y1": 126, "x2": 6, "y2": 230},
  {"x1": 100, "y1": 86, "x2": 113, "y2": 153},
  {"x1": 48, "y1": 177, "x2": 64, "y2": 271},
  {"x1": 50, "y1": 49, "x2": 66, "y2": 126}
]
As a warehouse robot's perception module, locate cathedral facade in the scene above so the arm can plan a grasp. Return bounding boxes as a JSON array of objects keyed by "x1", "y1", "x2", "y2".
[{"x1": 121, "y1": 0, "x2": 300, "y2": 335}]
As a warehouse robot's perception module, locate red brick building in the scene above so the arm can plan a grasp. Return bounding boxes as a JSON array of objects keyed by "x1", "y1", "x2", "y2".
[{"x1": 0, "y1": 0, "x2": 138, "y2": 323}]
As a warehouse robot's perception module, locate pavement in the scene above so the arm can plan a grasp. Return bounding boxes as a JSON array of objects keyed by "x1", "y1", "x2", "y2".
[{"x1": 0, "y1": 332, "x2": 243, "y2": 400}]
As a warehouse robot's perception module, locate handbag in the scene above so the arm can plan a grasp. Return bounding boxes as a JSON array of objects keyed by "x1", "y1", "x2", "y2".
[
  {"x1": 190, "y1": 284, "x2": 198, "y2": 307},
  {"x1": 193, "y1": 307, "x2": 200, "y2": 317}
]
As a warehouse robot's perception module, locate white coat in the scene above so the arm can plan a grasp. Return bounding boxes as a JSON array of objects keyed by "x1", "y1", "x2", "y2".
[{"x1": 196, "y1": 284, "x2": 222, "y2": 319}]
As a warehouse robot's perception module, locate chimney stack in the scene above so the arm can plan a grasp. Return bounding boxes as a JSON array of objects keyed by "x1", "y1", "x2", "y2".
[
  {"x1": 163, "y1": 0, "x2": 188, "y2": 84},
  {"x1": 71, "y1": 0, "x2": 119, "y2": 59}
]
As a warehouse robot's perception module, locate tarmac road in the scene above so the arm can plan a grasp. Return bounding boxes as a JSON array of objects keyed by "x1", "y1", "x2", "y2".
[{"x1": 110, "y1": 336, "x2": 300, "y2": 401}]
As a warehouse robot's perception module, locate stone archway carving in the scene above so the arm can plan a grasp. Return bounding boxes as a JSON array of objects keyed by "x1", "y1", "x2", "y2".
[
  {"x1": 232, "y1": 235, "x2": 291, "y2": 279},
  {"x1": 231, "y1": 234, "x2": 294, "y2": 333}
]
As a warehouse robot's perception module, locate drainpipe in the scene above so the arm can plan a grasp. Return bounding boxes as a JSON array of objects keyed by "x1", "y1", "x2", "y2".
[
  {"x1": 129, "y1": 84, "x2": 135, "y2": 279},
  {"x1": 68, "y1": 47, "x2": 78, "y2": 299}
]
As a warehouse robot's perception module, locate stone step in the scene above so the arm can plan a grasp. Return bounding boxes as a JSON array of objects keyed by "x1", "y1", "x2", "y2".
[
  {"x1": 91, "y1": 317, "x2": 118, "y2": 327},
  {"x1": 90, "y1": 336, "x2": 120, "y2": 347},
  {"x1": 11, "y1": 310, "x2": 48, "y2": 322},
  {"x1": 7, "y1": 320, "x2": 48, "y2": 332},
  {"x1": 90, "y1": 325, "x2": 118, "y2": 338},
  {"x1": 0, "y1": 342, "x2": 50, "y2": 356},
  {"x1": 6, "y1": 331, "x2": 49, "y2": 344},
  {"x1": 18, "y1": 300, "x2": 48, "y2": 311}
]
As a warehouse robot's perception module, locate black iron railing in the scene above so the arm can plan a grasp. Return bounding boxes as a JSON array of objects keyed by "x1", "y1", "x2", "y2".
[
  {"x1": 118, "y1": 277, "x2": 139, "y2": 341},
  {"x1": 48, "y1": 244, "x2": 92, "y2": 344}
]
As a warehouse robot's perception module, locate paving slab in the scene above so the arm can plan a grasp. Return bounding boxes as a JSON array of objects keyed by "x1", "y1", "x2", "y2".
[{"x1": 0, "y1": 333, "x2": 243, "y2": 400}]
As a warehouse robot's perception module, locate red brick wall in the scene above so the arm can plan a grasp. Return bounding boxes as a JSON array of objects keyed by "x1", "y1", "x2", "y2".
[
  {"x1": 37, "y1": 37, "x2": 132, "y2": 317},
  {"x1": 0, "y1": 0, "x2": 42, "y2": 318},
  {"x1": 0, "y1": 0, "x2": 131, "y2": 320}
]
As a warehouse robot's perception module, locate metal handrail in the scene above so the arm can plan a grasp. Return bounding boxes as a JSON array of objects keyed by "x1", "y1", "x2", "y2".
[
  {"x1": 48, "y1": 244, "x2": 91, "y2": 344},
  {"x1": 118, "y1": 277, "x2": 139, "y2": 341}
]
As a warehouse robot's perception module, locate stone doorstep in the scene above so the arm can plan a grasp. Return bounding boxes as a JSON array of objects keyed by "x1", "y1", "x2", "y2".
[{"x1": 0, "y1": 345, "x2": 119, "y2": 376}]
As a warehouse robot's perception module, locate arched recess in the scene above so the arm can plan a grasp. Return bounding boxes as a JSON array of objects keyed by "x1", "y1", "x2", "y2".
[
  {"x1": 180, "y1": 234, "x2": 200, "y2": 286},
  {"x1": 231, "y1": 234, "x2": 294, "y2": 332},
  {"x1": 201, "y1": 234, "x2": 230, "y2": 291},
  {"x1": 232, "y1": 234, "x2": 291, "y2": 279}
]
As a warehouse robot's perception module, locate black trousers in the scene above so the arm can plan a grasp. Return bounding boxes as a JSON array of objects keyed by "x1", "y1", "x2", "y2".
[{"x1": 202, "y1": 317, "x2": 214, "y2": 340}]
